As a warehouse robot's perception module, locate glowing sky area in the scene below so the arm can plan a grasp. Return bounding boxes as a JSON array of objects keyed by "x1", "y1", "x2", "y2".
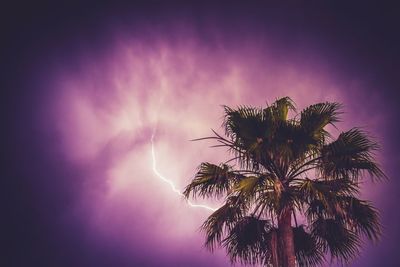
[{"x1": 151, "y1": 132, "x2": 217, "y2": 211}]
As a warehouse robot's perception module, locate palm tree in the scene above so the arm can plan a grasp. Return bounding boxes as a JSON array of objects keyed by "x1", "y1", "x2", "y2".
[{"x1": 183, "y1": 97, "x2": 385, "y2": 267}]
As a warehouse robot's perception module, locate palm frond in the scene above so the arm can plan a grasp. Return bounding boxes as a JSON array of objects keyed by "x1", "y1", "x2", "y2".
[
  {"x1": 312, "y1": 218, "x2": 361, "y2": 263},
  {"x1": 298, "y1": 178, "x2": 359, "y2": 223},
  {"x1": 267, "y1": 96, "x2": 296, "y2": 121},
  {"x1": 318, "y1": 128, "x2": 386, "y2": 181},
  {"x1": 201, "y1": 196, "x2": 245, "y2": 251},
  {"x1": 183, "y1": 162, "x2": 243, "y2": 199},
  {"x1": 339, "y1": 196, "x2": 381, "y2": 242},
  {"x1": 222, "y1": 106, "x2": 275, "y2": 172},
  {"x1": 293, "y1": 225, "x2": 325, "y2": 267},
  {"x1": 222, "y1": 216, "x2": 274, "y2": 265},
  {"x1": 223, "y1": 105, "x2": 266, "y2": 143},
  {"x1": 234, "y1": 173, "x2": 275, "y2": 198},
  {"x1": 294, "y1": 178, "x2": 358, "y2": 204},
  {"x1": 201, "y1": 129, "x2": 263, "y2": 172},
  {"x1": 300, "y1": 102, "x2": 342, "y2": 141}
]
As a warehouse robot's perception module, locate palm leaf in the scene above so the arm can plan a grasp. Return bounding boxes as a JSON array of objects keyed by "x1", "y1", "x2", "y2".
[
  {"x1": 267, "y1": 96, "x2": 296, "y2": 121},
  {"x1": 234, "y1": 173, "x2": 276, "y2": 198},
  {"x1": 201, "y1": 196, "x2": 244, "y2": 251},
  {"x1": 339, "y1": 196, "x2": 381, "y2": 242},
  {"x1": 183, "y1": 162, "x2": 243, "y2": 199},
  {"x1": 300, "y1": 102, "x2": 342, "y2": 142},
  {"x1": 222, "y1": 216, "x2": 274, "y2": 265},
  {"x1": 294, "y1": 178, "x2": 358, "y2": 211},
  {"x1": 293, "y1": 225, "x2": 325, "y2": 267},
  {"x1": 318, "y1": 128, "x2": 385, "y2": 181},
  {"x1": 223, "y1": 105, "x2": 266, "y2": 143},
  {"x1": 294, "y1": 178, "x2": 357, "y2": 223},
  {"x1": 222, "y1": 106, "x2": 271, "y2": 172},
  {"x1": 311, "y1": 218, "x2": 361, "y2": 263}
]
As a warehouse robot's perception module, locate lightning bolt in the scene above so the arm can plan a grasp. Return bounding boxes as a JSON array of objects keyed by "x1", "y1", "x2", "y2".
[{"x1": 150, "y1": 133, "x2": 217, "y2": 212}]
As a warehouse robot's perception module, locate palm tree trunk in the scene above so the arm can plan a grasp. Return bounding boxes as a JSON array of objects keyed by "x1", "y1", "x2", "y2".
[
  {"x1": 270, "y1": 230, "x2": 279, "y2": 267},
  {"x1": 278, "y1": 208, "x2": 296, "y2": 267}
]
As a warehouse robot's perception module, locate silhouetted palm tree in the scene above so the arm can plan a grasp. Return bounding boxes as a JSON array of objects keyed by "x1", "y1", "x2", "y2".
[{"x1": 184, "y1": 97, "x2": 385, "y2": 267}]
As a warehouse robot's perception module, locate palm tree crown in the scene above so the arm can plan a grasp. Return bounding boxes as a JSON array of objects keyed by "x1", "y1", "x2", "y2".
[{"x1": 183, "y1": 97, "x2": 385, "y2": 267}]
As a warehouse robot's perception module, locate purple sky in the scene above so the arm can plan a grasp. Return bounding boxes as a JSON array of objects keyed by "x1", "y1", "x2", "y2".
[{"x1": 3, "y1": 2, "x2": 400, "y2": 267}]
